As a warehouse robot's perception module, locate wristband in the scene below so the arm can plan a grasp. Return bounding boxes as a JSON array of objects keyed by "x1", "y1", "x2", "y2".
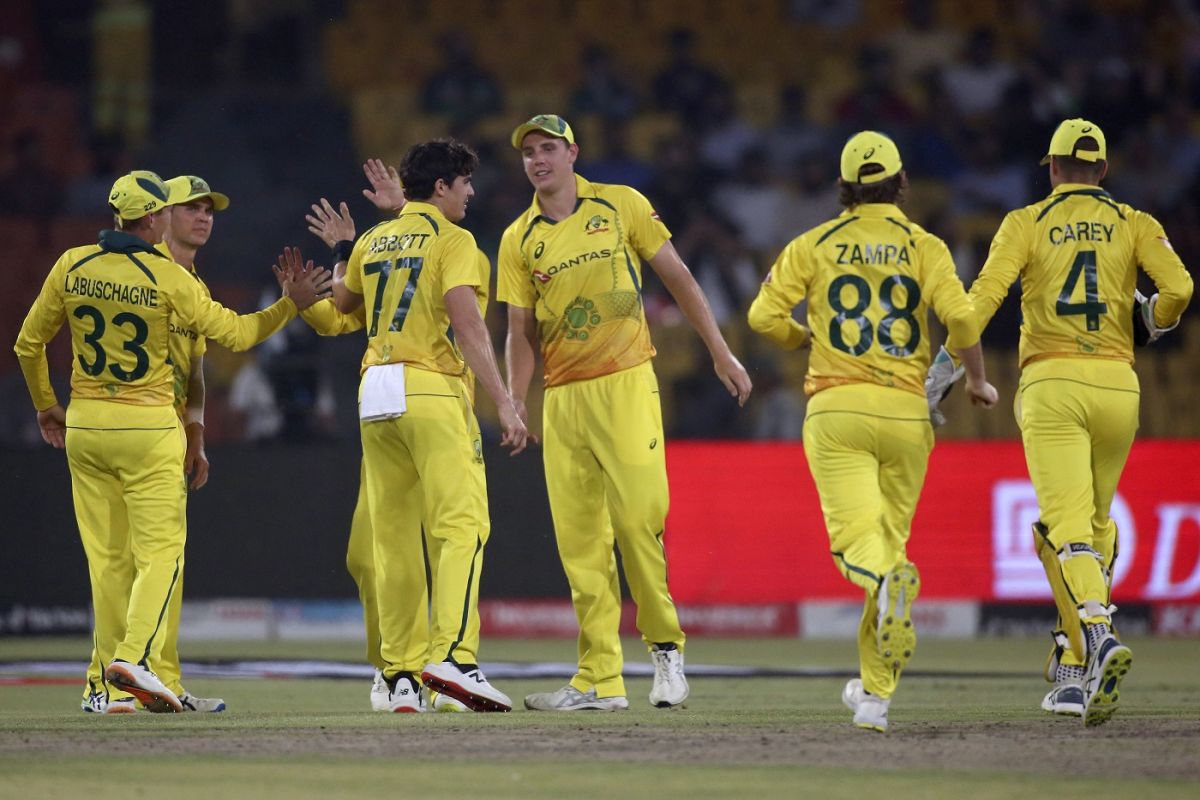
[{"x1": 332, "y1": 239, "x2": 354, "y2": 262}]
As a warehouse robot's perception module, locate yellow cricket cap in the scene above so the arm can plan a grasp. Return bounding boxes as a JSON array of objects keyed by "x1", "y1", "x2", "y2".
[
  {"x1": 840, "y1": 131, "x2": 903, "y2": 184},
  {"x1": 511, "y1": 114, "x2": 575, "y2": 149},
  {"x1": 108, "y1": 170, "x2": 175, "y2": 220},
  {"x1": 1040, "y1": 118, "x2": 1107, "y2": 165},
  {"x1": 166, "y1": 175, "x2": 230, "y2": 211}
]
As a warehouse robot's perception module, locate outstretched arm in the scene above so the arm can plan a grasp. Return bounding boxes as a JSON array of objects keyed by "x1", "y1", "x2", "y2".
[{"x1": 648, "y1": 240, "x2": 752, "y2": 406}]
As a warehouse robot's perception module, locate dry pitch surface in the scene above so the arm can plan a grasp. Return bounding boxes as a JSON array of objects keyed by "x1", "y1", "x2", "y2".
[{"x1": 1, "y1": 636, "x2": 1197, "y2": 799}]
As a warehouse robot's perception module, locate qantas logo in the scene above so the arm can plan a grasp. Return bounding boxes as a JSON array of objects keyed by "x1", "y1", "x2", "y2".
[{"x1": 533, "y1": 269, "x2": 551, "y2": 284}]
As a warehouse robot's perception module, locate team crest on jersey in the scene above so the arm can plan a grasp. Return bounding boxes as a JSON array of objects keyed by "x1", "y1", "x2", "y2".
[{"x1": 584, "y1": 214, "x2": 609, "y2": 235}]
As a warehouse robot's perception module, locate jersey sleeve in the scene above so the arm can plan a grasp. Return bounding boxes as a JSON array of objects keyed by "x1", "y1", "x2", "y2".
[
  {"x1": 1132, "y1": 210, "x2": 1194, "y2": 327},
  {"x1": 13, "y1": 256, "x2": 68, "y2": 411},
  {"x1": 300, "y1": 298, "x2": 367, "y2": 335},
  {"x1": 624, "y1": 187, "x2": 672, "y2": 261},
  {"x1": 437, "y1": 229, "x2": 482, "y2": 294},
  {"x1": 496, "y1": 222, "x2": 535, "y2": 308},
  {"x1": 921, "y1": 234, "x2": 979, "y2": 349},
  {"x1": 343, "y1": 239, "x2": 365, "y2": 295},
  {"x1": 170, "y1": 272, "x2": 297, "y2": 352},
  {"x1": 747, "y1": 239, "x2": 812, "y2": 350},
  {"x1": 951, "y1": 209, "x2": 1030, "y2": 349}
]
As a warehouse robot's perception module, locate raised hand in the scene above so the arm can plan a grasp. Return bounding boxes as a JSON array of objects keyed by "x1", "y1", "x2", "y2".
[
  {"x1": 363, "y1": 158, "x2": 405, "y2": 213},
  {"x1": 306, "y1": 198, "x2": 355, "y2": 248},
  {"x1": 274, "y1": 246, "x2": 332, "y2": 310}
]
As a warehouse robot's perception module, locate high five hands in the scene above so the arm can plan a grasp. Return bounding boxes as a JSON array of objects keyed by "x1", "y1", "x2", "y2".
[{"x1": 272, "y1": 246, "x2": 332, "y2": 310}]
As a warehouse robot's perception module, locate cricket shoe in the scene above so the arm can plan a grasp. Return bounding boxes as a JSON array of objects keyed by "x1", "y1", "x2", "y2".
[
  {"x1": 524, "y1": 685, "x2": 629, "y2": 711},
  {"x1": 649, "y1": 644, "x2": 689, "y2": 708},
  {"x1": 877, "y1": 562, "x2": 920, "y2": 672},
  {"x1": 841, "y1": 678, "x2": 889, "y2": 732},
  {"x1": 386, "y1": 673, "x2": 425, "y2": 713},
  {"x1": 430, "y1": 690, "x2": 469, "y2": 712},
  {"x1": 179, "y1": 690, "x2": 226, "y2": 712},
  {"x1": 370, "y1": 669, "x2": 390, "y2": 712},
  {"x1": 421, "y1": 662, "x2": 511, "y2": 712},
  {"x1": 105, "y1": 660, "x2": 182, "y2": 713},
  {"x1": 1083, "y1": 634, "x2": 1133, "y2": 728},
  {"x1": 82, "y1": 692, "x2": 136, "y2": 714},
  {"x1": 1041, "y1": 684, "x2": 1085, "y2": 717}
]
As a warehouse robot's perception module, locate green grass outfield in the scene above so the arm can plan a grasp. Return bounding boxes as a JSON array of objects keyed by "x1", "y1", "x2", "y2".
[{"x1": 1, "y1": 636, "x2": 1198, "y2": 799}]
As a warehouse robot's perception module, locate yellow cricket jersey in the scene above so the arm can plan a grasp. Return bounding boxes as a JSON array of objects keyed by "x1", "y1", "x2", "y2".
[
  {"x1": 154, "y1": 241, "x2": 209, "y2": 416},
  {"x1": 949, "y1": 183, "x2": 1193, "y2": 367},
  {"x1": 497, "y1": 174, "x2": 670, "y2": 387},
  {"x1": 343, "y1": 202, "x2": 484, "y2": 377},
  {"x1": 14, "y1": 230, "x2": 296, "y2": 414},
  {"x1": 748, "y1": 203, "x2": 978, "y2": 398}
]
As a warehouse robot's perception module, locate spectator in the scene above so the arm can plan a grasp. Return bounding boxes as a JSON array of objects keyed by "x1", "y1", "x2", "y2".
[
  {"x1": 698, "y1": 84, "x2": 762, "y2": 174},
  {"x1": 834, "y1": 45, "x2": 914, "y2": 131},
  {"x1": 420, "y1": 32, "x2": 503, "y2": 131},
  {"x1": 569, "y1": 45, "x2": 638, "y2": 120},
  {"x1": 652, "y1": 28, "x2": 727, "y2": 128},
  {"x1": 940, "y1": 28, "x2": 1018, "y2": 120},
  {"x1": 672, "y1": 209, "x2": 761, "y2": 326},
  {"x1": 762, "y1": 85, "x2": 827, "y2": 173},
  {"x1": 579, "y1": 118, "x2": 654, "y2": 192},
  {"x1": 0, "y1": 129, "x2": 62, "y2": 218},
  {"x1": 712, "y1": 147, "x2": 797, "y2": 257}
]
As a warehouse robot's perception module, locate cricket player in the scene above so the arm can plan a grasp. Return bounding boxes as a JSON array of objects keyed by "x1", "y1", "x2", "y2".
[
  {"x1": 298, "y1": 159, "x2": 474, "y2": 712},
  {"x1": 330, "y1": 139, "x2": 527, "y2": 712},
  {"x1": 748, "y1": 131, "x2": 998, "y2": 732},
  {"x1": 15, "y1": 170, "x2": 330, "y2": 713},
  {"x1": 948, "y1": 119, "x2": 1192, "y2": 726},
  {"x1": 500, "y1": 115, "x2": 752, "y2": 712},
  {"x1": 78, "y1": 175, "x2": 232, "y2": 713}
]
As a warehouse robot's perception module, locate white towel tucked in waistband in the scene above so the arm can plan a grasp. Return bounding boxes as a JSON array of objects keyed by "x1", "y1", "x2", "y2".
[{"x1": 359, "y1": 363, "x2": 407, "y2": 422}]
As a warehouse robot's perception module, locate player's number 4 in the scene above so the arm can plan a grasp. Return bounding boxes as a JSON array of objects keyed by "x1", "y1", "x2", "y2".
[{"x1": 1056, "y1": 249, "x2": 1107, "y2": 331}]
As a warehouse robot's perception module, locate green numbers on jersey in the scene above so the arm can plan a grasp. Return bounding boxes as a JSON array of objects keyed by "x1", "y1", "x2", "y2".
[
  {"x1": 827, "y1": 274, "x2": 922, "y2": 357},
  {"x1": 363, "y1": 257, "x2": 425, "y2": 337},
  {"x1": 72, "y1": 304, "x2": 151, "y2": 381},
  {"x1": 1056, "y1": 250, "x2": 1107, "y2": 331}
]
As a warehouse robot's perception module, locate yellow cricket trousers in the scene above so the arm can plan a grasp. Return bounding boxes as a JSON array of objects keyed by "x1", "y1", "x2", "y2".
[
  {"x1": 67, "y1": 399, "x2": 185, "y2": 688},
  {"x1": 543, "y1": 360, "x2": 684, "y2": 699},
  {"x1": 360, "y1": 367, "x2": 488, "y2": 678},
  {"x1": 1018, "y1": 358, "x2": 1139, "y2": 663},
  {"x1": 803, "y1": 384, "x2": 933, "y2": 699}
]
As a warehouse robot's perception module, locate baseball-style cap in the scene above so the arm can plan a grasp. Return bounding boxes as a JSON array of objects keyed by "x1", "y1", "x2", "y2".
[
  {"x1": 166, "y1": 175, "x2": 230, "y2": 210},
  {"x1": 108, "y1": 170, "x2": 174, "y2": 220},
  {"x1": 1040, "y1": 118, "x2": 1107, "y2": 165},
  {"x1": 511, "y1": 114, "x2": 576, "y2": 149},
  {"x1": 840, "y1": 131, "x2": 903, "y2": 184}
]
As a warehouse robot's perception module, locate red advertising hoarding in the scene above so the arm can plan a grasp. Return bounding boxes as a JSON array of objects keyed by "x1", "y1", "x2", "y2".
[{"x1": 663, "y1": 440, "x2": 1200, "y2": 604}]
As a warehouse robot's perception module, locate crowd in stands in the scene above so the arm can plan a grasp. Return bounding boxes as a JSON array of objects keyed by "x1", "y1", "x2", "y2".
[{"x1": 2, "y1": 0, "x2": 1198, "y2": 445}]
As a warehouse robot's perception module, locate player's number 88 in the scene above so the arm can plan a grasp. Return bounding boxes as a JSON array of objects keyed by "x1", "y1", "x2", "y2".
[{"x1": 827, "y1": 274, "x2": 922, "y2": 357}]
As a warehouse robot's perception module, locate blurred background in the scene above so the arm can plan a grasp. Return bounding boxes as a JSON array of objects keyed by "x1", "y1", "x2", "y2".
[{"x1": 2, "y1": 0, "x2": 1198, "y2": 639}]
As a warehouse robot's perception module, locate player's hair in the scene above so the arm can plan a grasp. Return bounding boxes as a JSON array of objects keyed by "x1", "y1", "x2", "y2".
[
  {"x1": 837, "y1": 167, "x2": 907, "y2": 208},
  {"x1": 1051, "y1": 136, "x2": 1106, "y2": 182},
  {"x1": 400, "y1": 139, "x2": 480, "y2": 201},
  {"x1": 113, "y1": 212, "x2": 157, "y2": 233}
]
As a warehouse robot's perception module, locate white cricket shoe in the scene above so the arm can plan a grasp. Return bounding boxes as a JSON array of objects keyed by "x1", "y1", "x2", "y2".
[
  {"x1": 649, "y1": 644, "x2": 689, "y2": 708},
  {"x1": 105, "y1": 660, "x2": 181, "y2": 713},
  {"x1": 1083, "y1": 634, "x2": 1133, "y2": 728},
  {"x1": 421, "y1": 662, "x2": 511, "y2": 712},
  {"x1": 370, "y1": 669, "x2": 390, "y2": 712},
  {"x1": 179, "y1": 690, "x2": 226, "y2": 712},
  {"x1": 386, "y1": 673, "x2": 425, "y2": 713},
  {"x1": 430, "y1": 690, "x2": 469, "y2": 712},
  {"x1": 524, "y1": 685, "x2": 629, "y2": 711},
  {"x1": 82, "y1": 691, "x2": 137, "y2": 714},
  {"x1": 841, "y1": 678, "x2": 889, "y2": 732},
  {"x1": 1041, "y1": 684, "x2": 1085, "y2": 717}
]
